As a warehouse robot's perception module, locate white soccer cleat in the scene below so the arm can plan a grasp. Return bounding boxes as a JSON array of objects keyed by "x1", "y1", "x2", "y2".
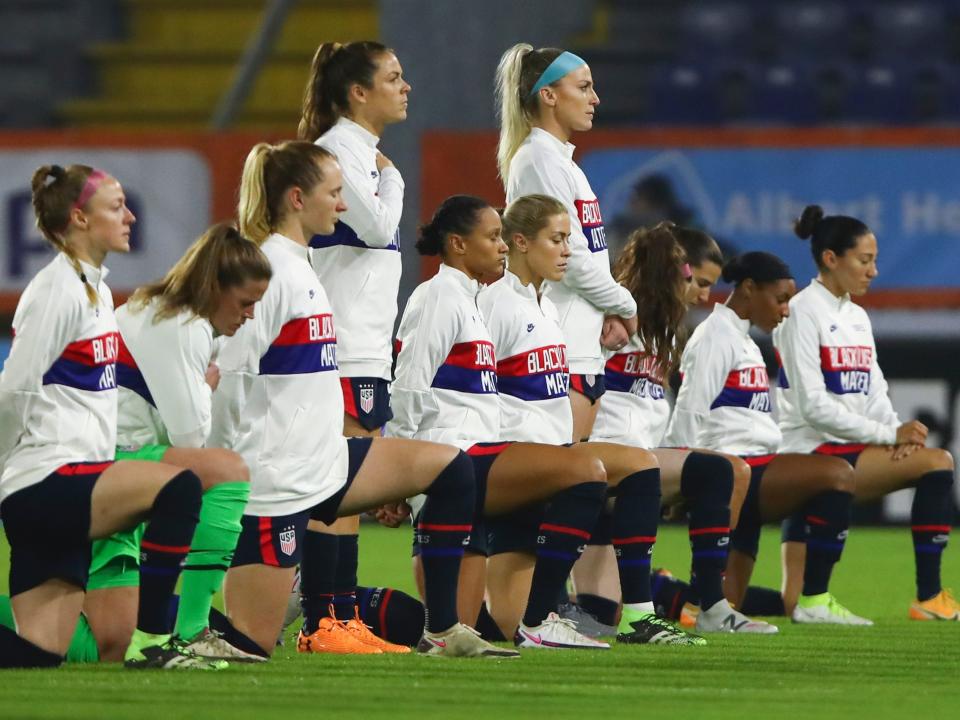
[
  {"x1": 514, "y1": 612, "x2": 611, "y2": 650},
  {"x1": 792, "y1": 593, "x2": 873, "y2": 626},
  {"x1": 417, "y1": 623, "x2": 520, "y2": 658},
  {"x1": 183, "y1": 628, "x2": 268, "y2": 662},
  {"x1": 695, "y1": 599, "x2": 779, "y2": 634}
]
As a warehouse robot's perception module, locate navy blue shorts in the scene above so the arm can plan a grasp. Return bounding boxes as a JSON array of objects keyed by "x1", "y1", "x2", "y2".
[
  {"x1": 1, "y1": 462, "x2": 111, "y2": 595},
  {"x1": 813, "y1": 442, "x2": 866, "y2": 469},
  {"x1": 232, "y1": 438, "x2": 374, "y2": 567},
  {"x1": 569, "y1": 373, "x2": 606, "y2": 404},
  {"x1": 731, "y1": 455, "x2": 776, "y2": 559},
  {"x1": 232, "y1": 509, "x2": 311, "y2": 568},
  {"x1": 341, "y1": 377, "x2": 393, "y2": 431}
]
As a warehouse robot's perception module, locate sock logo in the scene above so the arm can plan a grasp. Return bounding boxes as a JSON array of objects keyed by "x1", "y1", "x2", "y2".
[
  {"x1": 837, "y1": 530, "x2": 849, "y2": 541},
  {"x1": 932, "y1": 534, "x2": 949, "y2": 545},
  {"x1": 717, "y1": 537, "x2": 729, "y2": 547}
]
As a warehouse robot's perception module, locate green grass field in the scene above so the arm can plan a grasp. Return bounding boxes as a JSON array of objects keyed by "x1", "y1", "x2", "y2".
[{"x1": 0, "y1": 524, "x2": 957, "y2": 720}]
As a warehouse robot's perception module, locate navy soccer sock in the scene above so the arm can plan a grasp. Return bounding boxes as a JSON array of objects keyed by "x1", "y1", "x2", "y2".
[
  {"x1": 651, "y1": 572, "x2": 697, "y2": 619},
  {"x1": 356, "y1": 586, "x2": 426, "y2": 646},
  {"x1": 415, "y1": 451, "x2": 476, "y2": 633},
  {"x1": 208, "y1": 609, "x2": 271, "y2": 658},
  {"x1": 739, "y1": 586, "x2": 787, "y2": 616},
  {"x1": 299, "y1": 530, "x2": 338, "y2": 633},
  {"x1": 611, "y1": 468, "x2": 661, "y2": 605},
  {"x1": 781, "y1": 511, "x2": 807, "y2": 543},
  {"x1": 0, "y1": 625, "x2": 64, "y2": 668},
  {"x1": 576, "y1": 594, "x2": 619, "y2": 627},
  {"x1": 802, "y1": 490, "x2": 853, "y2": 596},
  {"x1": 523, "y1": 481, "x2": 606, "y2": 627},
  {"x1": 681, "y1": 453, "x2": 733, "y2": 612},
  {"x1": 911, "y1": 469, "x2": 954, "y2": 600},
  {"x1": 473, "y1": 601, "x2": 507, "y2": 642},
  {"x1": 332, "y1": 534, "x2": 359, "y2": 621},
  {"x1": 138, "y1": 470, "x2": 202, "y2": 635}
]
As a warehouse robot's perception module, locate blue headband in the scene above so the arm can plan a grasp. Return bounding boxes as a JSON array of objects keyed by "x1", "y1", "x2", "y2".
[{"x1": 529, "y1": 51, "x2": 587, "y2": 98}]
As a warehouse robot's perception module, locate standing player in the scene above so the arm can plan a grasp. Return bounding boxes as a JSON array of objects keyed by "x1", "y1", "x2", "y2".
[
  {"x1": 296, "y1": 40, "x2": 410, "y2": 652},
  {"x1": 480, "y1": 194, "x2": 701, "y2": 645},
  {"x1": 81, "y1": 222, "x2": 272, "y2": 663},
  {"x1": 665, "y1": 251, "x2": 869, "y2": 625},
  {"x1": 775, "y1": 205, "x2": 957, "y2": 620},
  {"x1": 591, "y1": 224, "x2": 774, "y2": 633},
  {"x1": 496, "y1": 43, "x2": 639, "y2": 623},
  {"x1": 0, "y1": 165, "x2": 206, "y2": 669},
  {"x1": 210, "y1": 141, "x2": 514, "y2": 659}
]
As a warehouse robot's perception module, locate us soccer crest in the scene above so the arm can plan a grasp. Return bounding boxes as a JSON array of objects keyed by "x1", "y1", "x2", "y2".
[
  {"x1": 279, "y1": 526, "x2": 297, "y2": 556},
  {"x1": 359, "y1": 385, "x2": 375, "y2": 414}
]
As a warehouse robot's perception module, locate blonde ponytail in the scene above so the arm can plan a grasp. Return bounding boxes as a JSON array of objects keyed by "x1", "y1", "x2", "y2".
[
  {"x1": 238, "y1": 143, "x2": 274, "y2": 244},
  {"x1": 495, "y1": 44, "x2": 565, "y2": 185},
  {"x1": 495, "y1": 43, "x2": 533, "y2": 184},
  {"x1": 238, "y1": 140, "x2": 336, "y2": 243}
]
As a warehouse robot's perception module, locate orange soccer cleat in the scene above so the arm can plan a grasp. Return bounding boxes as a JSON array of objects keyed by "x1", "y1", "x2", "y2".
[
  {"x1": 344, "y1": 612, "x2": 411, "y2": 654},
  {"x1": 909, "y1": 589, "x2": 960, "y2": 621},
  {"x1": 297, "y1": 615, "x2": 383, "y2": 655}
]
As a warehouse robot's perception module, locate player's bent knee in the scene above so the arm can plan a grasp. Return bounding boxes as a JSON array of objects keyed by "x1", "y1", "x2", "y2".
[
  {"x1": 827, "y1": 461, "x2": 856, "y2": 494},
  {"x1": 628, "y1": 447, "x2": 658, "y2": 473},
  {"x1": 927, "y1": 448, "x2": 955, "y2": 473},
  {"x1": 569, "y1": 454, "x2": 607, "y2": 486},
  {"x1": 203, "y1": 448, "x2": 249, "y2": 486}
]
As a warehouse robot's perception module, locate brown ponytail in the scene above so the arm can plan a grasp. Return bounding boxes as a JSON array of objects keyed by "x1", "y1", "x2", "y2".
[
  {"x1": 30, "y1": 164, "x2": 102, "y2": 305},
  {"x1": 129, "y1": 221, "x2": 272, "y2": 322},
  {"x1": 298, "y1": 40, "x2": 390, "y2": 140},
  {"x1": 612, "y1": 221, "x2": 689, "y2": 375}
]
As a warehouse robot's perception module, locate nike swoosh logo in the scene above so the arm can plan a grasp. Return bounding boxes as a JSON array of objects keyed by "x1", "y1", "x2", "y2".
[
  {"x1": 521, "y1": 631, "x2": 543, "y2": 645},
  {"x1": 429, "y1": 638, "x2": 446, "y2": 648}
]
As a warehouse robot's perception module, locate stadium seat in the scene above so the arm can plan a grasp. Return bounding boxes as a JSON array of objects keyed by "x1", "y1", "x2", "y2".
[
  {"x1": 678, "y1": 3, "x2": 757, "y2": 62},
  {"x1": 867, "y1": 1, "x2": 947, "y2": 59}
]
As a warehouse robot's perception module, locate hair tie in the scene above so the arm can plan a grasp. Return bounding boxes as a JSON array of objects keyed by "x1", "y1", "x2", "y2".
[
  {"x1": 681, "y1": 263, "x2": 692, "y2": 279},
  {"x1": 79, "y1": 272, "x2": 87, "y2": 284},
  {"x1": 529, "y1": 51, "x2": 587, "y2": 97}
]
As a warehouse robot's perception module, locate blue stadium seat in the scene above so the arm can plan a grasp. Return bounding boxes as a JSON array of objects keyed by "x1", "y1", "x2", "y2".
[
  {"x1": 646, "y1": 64, "x2": 722, "y2": 124},
  {"x1": 678, "y1": 3, "x2": 756, "y2": 61},
  {"x1": 767, "y1": 2, "x2": 857, "y2": 61},
  {"x1": 750, "y1": 62, "x2": 821, "y2": 125},
  {"x1": 867, "y1": 1, "x2": 947, "y2": 59}
]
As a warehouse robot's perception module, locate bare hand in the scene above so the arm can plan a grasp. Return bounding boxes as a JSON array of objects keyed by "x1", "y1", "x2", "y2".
[
  {"x1": 373, "y1": 501, "x2": 411, "y2": 528},
  {"x1": 205, "y1": 362, "x2": 221, "y2": 391},
  {"x1": 600, "y1": 315, "x2": 630, "y2": 350},
  {"x1": 376, "y1": 151, "x2": 394, "y2": 172},
  {"x1": 895, "y1": 421, "x2": 927, "y2": 447},
  {"x1": 891, "y1": 443, "x2": 923, "y2": 461}
]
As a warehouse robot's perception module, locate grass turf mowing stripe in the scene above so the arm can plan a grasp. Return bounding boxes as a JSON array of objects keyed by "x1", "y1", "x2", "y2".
[{"x1": 0, "y1": 524, "x2": 957, "y2": 720}]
